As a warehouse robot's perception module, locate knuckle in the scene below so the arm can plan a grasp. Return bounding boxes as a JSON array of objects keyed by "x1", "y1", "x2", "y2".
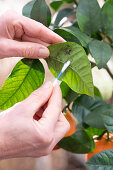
[{"x1": 19, "y1": 45, "x2": 37, "y2": 58}]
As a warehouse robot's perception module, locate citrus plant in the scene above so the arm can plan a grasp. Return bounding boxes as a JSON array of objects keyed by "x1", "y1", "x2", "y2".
[{"x1": 0, "y1": 0, "x2": 113, "y2": 169}]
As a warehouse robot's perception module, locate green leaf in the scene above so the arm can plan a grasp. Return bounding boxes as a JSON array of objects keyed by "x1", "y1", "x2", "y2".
[
  {"x1": 84, "y1": 104, "x2": 113, "y2": 129},
  {"x1": 85, "y1": 126, "x2": 105, "y2": 139},
  {"x1": 94, "y1": 86, "x2": 103, "y2": 99},
  {"x1": 54, "y1": 28, "x2": 82, "y2": 45},
  {"x1": 60, "y1": 81, "x2": 78, "y2": 103},
  {"x1": 72, "y1": 95, "x2": 105, "y2": 124},
  {"x1": 86, "y1": 149, "x2": 113, "y2": 170},
  {"x1": 102, "y1": 0, "x2": 113, "y2": 36},
  {"x1": 50, "y1": 0, "x2": 63, "y2": 11},
  {"x1": 54, "y1": 8, "x2": 74, "y2": 26},
  {"x1": 88, "y1": 40, "x2": 112, "y2": 69},
  {"x1": 22, "y1": 0, "x2": 34, "y2": 18},
  {"x1": 0, "y1": 59, "x2": 45, "y2": 110},
  {"x1": 64, "y1": 26, "x2": 91, "y2": 47},
  {"x1": 77, "y1": 0, "x2": 101, "y2": 35},
  {"x1": 102, "y1": 108, "x2": 113, "y2": 133},
  {"x1": 23, "y1": 0, "x2": 51, "y2": 26},
  {"x1": 58, "y1": 130, "x2": 95, "y2": 153},
  {"x1": 47, "y1": 42, "x2": 94, "y2": 97}
]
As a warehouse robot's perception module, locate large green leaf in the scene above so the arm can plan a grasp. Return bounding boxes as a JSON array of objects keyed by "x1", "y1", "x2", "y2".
[
  {"x1": 102, "y1": 0, "x2": 113, "y2": 36},
  {"x1": 54, "y1": 8, "x2": 74, "y2": 26},
  {"x1": 84, "y1": 104, "x2": 113, "y2": 129},
  {"x1": 47, "y1": 42, "x2": 94, "y2": 97},
  {"x1": 22, "y1": 0, "x2": 34, "y2": 18},
  {"x1": 23, "y1": 0, "x2": 51, "y2": 27},
  {"x1": 86, "y1": 149, "x2": 113, "y2": 170},
  {"x1": 50, "y1": 0, "x2": 63, "y2": 11},
  {"x1": 64, "y1": 26, "x2": 91, "y2": 47},
  {"x1": 60, "y1": 81, "x2": 78, "y2": 103},
  {"x1": 0, "y1": 59, "x2": 45, "y2": 110},
  {"x1": 102, "y1": 108, "x2": 113, "y2": 133},
  {"x1": 88, "y1": 40, "x2": 112, "y2": 69},
  {"x1": 54, "y1": 28, "x2": 81, "y2": 45},
  {"x1": 31, "y1": 0, "x2": 51, "y2": 26},
  {"x1": 72, "y1": 95, "x2": 105, "y2": 124},
  {"x1": 77, "y1": 0, "x2": 101, "y2": 35},
  {"x1": 58, "y1": 130, "x2": 95, "y2": 153}
]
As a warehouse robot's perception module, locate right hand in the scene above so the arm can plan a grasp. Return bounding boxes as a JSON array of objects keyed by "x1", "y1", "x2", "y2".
[{"x1": 0, "y1": 82, "x2": 70, "y2": 159}]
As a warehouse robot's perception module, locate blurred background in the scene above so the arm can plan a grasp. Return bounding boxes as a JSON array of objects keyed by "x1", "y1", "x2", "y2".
[{"x1": 0, "y1": 0, "x2": 113, "y2": 170}]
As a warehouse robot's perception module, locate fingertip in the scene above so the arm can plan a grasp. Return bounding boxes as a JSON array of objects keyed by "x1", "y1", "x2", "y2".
[{"x1": 38, "y1": 47, "x2": 50, "y2": 58}]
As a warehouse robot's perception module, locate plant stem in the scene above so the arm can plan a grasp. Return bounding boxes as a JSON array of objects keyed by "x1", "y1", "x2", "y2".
[
  {"x1": 90, "y1": 61, "x2": 113, "y2": 80},
  {"x1": 74, "y1": 0, "x2": 78, "y2": 6}
]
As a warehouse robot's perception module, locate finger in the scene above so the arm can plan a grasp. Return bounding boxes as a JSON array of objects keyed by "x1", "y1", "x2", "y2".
[
  {"x1": 38, "y1": 83, "x2": 62, "y2": 129},
  {"x1": 0, "y1": 39, "x2": 49, "y2": 59},
  {"x1": 22, "y1": 82, "x2": 53, "y2": 116},
  {"x1": 22, "y1": 34, "x2": 50, "y2": 47},
  {"x1": 54, "y1": 113, "x2": 70, "y2": 141},
  {"x1": 21, "y1": 16, "x2": 65, "y2": 44},
  {"x1": 8, "y1": 11, "x2": 65, "y2": 44}
]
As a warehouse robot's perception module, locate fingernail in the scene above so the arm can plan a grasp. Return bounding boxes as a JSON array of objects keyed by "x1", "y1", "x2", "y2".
[
  {"x1": 39, "y1": 47, "x2": 50, "y2": 58},
  {"x1": 43, "y1": 81, "x2": 52, "y2": 89}
]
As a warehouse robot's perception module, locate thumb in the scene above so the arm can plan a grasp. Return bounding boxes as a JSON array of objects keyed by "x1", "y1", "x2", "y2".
[
  {"x1": 22, "y1": 82, "x2": 53, "y2": 116},
  {"x1": 2, "y1": 39, "x2": 50, "y2": 59}
]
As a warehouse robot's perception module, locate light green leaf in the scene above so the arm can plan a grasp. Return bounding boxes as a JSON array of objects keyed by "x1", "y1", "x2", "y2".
[
  {"x1": 77, "y1": 0, "x2": 101, "y2": 35},
  {"x1": 85, "y1": 126, "x2": 105, "y2": 139},
  {"x1": 54, "y1": 8, "x2": 74, "y2": 26},
  {"x1": 50, "y1": 0, "x2": 63, "y2": 11},
  {"x1": 58, "y1": 130, "x2": 95, "y2": 153},
  {"x1": 86, "y1": 149, "x2": 113, "y2": 170},
  {"x1": 102, "y1": 0, "x2": 113, "y2": 36},
  {"x1": 0, "y1": 59, "x2": 45, "y2": 110},
  {"x1": 47, "y1": 42, "x2": 94, "y2": 97},
  {"x1": 88, "y1": 40, "x2": 112, "y2": 69}
]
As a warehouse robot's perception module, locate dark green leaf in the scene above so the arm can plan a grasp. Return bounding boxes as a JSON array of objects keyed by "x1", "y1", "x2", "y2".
[
  {"x1": 102, "y1": 108, "x2": 113, "y2": 133},
  {"x1": 84, "y1": 104, "x2": 113, "y2": 129},
  {"x1": 54, "y1": 8, "x2": 74, "y2": 26},
  {"x1": 50, "y1": 0, "x2": 63, "y2": 11},
  {"x1": 58, "y1": 130, "x2": 95, "y2": 153},
  {"x1": 72, "y1": 95, "x2": 105, "y2": 124},
  {"x1": 102, "y1": 0, "x2": 113, "y2": 36},
  {"x1": 31, "y1": 0, "x2": 51, "y2": 26},
  {"x1": 54, "y1": 28, "x2": 81, "y2": 45},
  {"x1": 60, "y1": 81, "x2": 78, "y2": 103},
  {"x1": 86, "y1": 149, "x2": 113, "y2": 170},
  {"x1": 64, "y1": 26, "x2": 91, "y2": 47},
  {"x1": 77, "y1": 0, "x2": 101, "y2": 35},
  {"x1": 22, "y1": 0, "x2": 34, "y2": 18},
  {"x1": 47, "y1": 42, "x2": 94, "y2": 97},
  {"x1": 0, "y1": 59, "x2": 45, "y2": 110},
  {"x1": 88, "y1": 40, "x2": 112, "y2": 69}
]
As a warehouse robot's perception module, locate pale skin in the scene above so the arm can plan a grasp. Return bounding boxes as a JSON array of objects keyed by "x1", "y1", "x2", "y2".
[{"x1": 0, "y1": 11, "x2": 70, "y2": 159}]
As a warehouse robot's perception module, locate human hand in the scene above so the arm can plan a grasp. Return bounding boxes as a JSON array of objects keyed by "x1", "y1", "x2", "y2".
[
  {"x1": 0, "y1": 11, "x2": 65, "y2": 59},
  {"x1": 0, "y1": 82, "x2": 70, "y2": 159}
]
